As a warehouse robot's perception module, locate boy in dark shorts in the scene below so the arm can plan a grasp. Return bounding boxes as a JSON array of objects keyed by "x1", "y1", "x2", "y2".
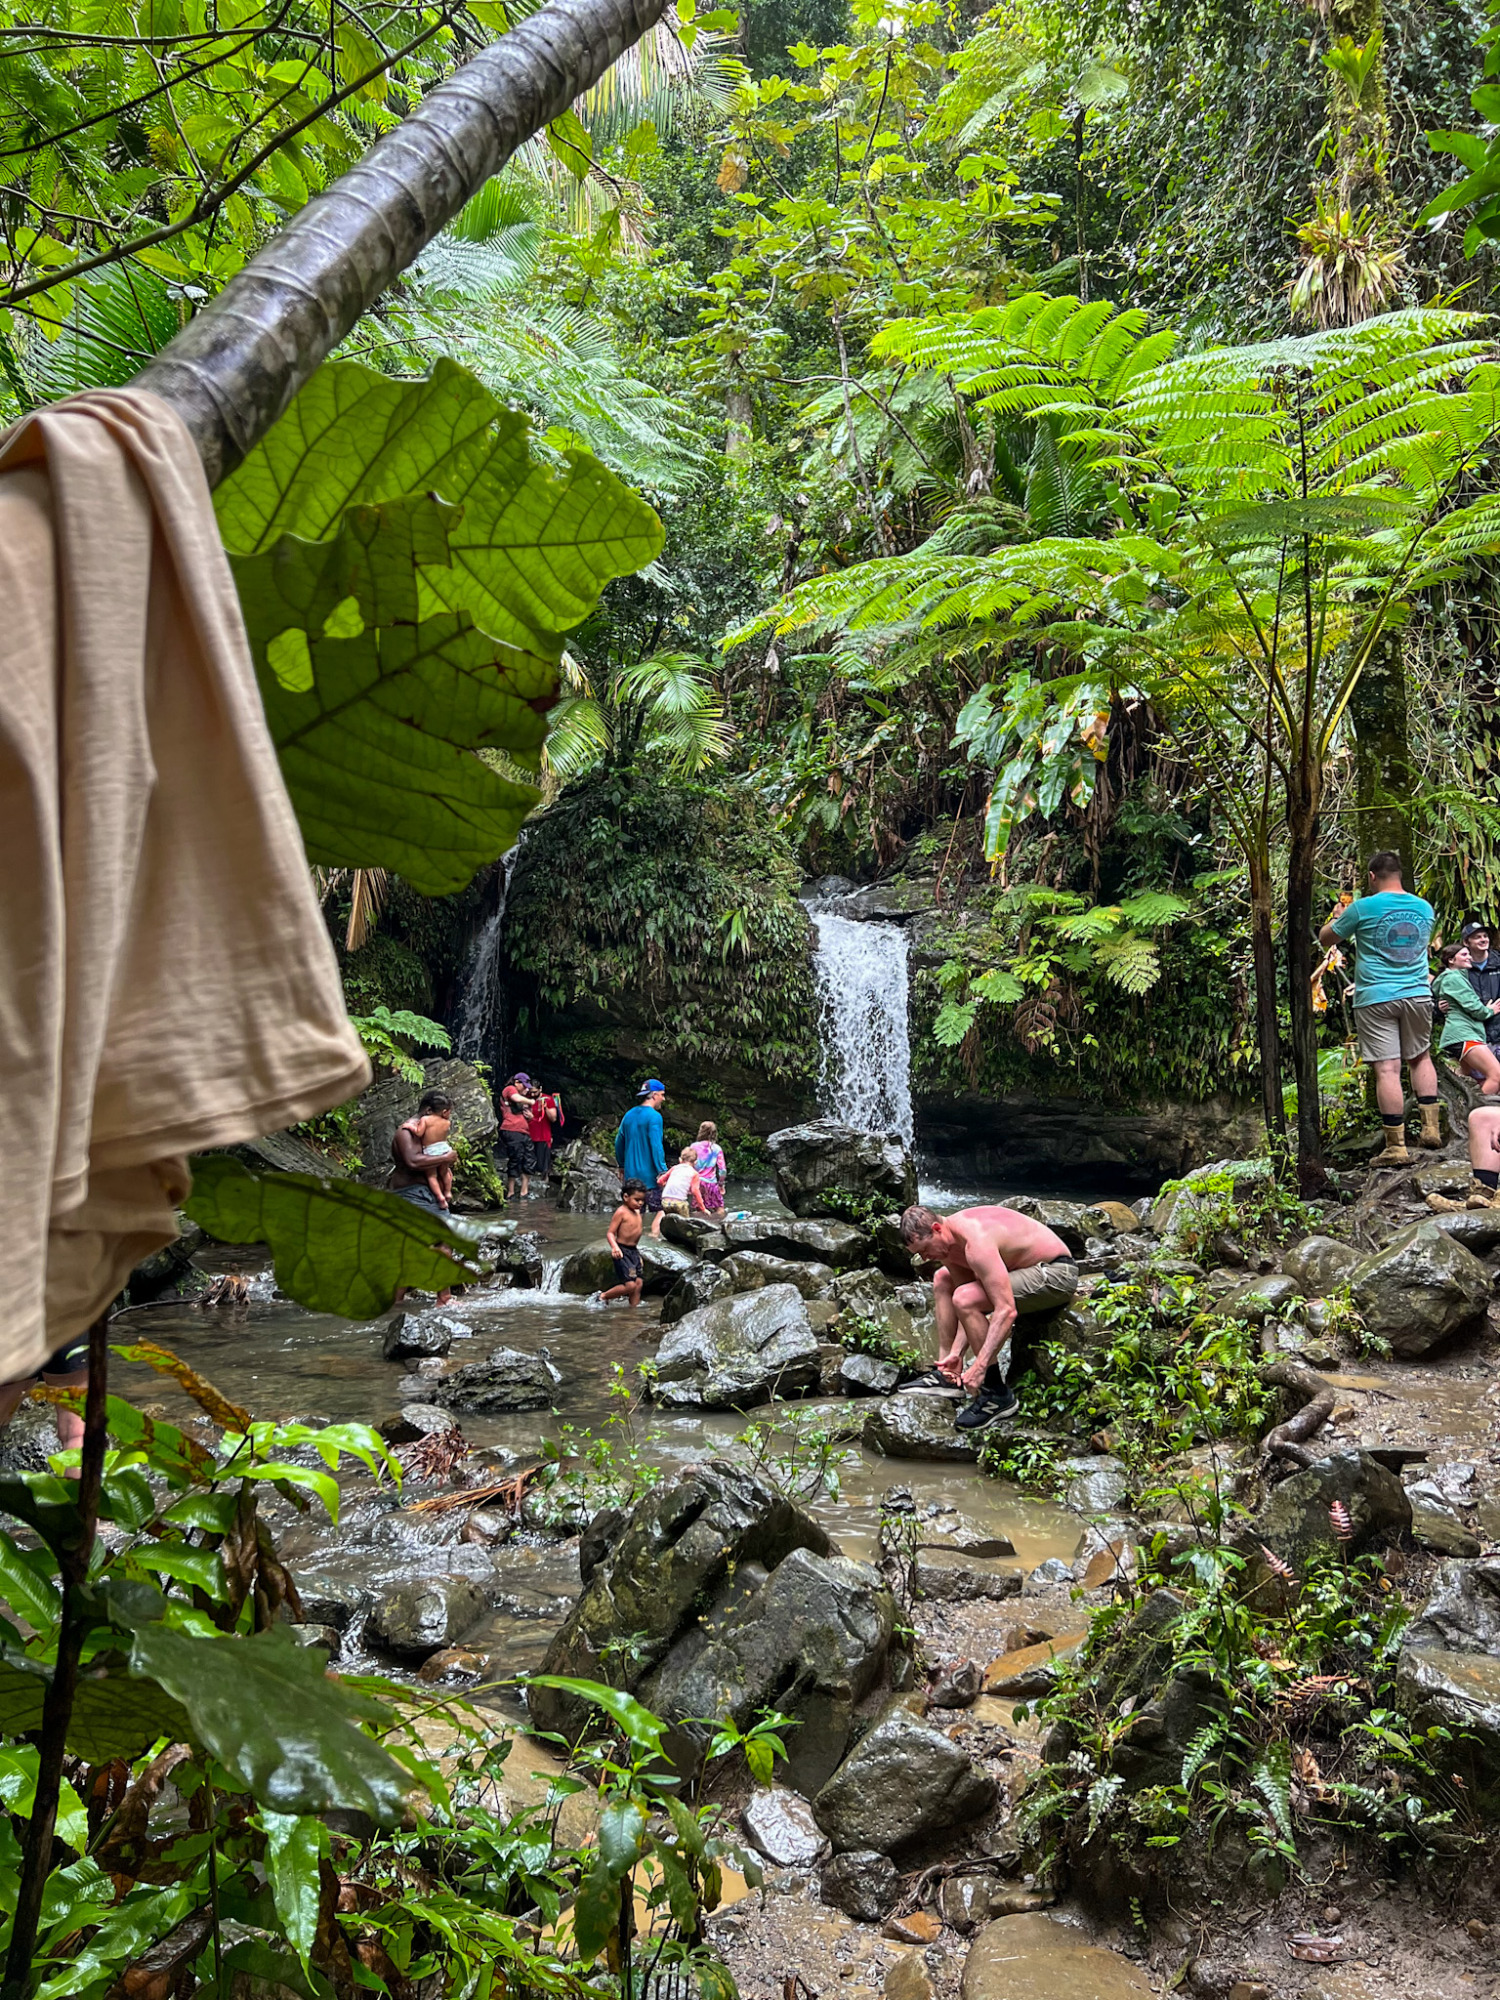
[{"x1": 597, "y1": 1181, "x2": 648, "y2": 1306}]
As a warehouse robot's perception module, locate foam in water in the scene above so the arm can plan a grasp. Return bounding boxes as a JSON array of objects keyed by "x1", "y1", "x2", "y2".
[{"x1": 809, "y1": 896, "x2": 914, "y2": 1143}]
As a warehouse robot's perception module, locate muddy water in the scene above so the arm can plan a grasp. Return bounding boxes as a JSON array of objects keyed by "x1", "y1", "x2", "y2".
[{"x1": 106, "y1": 1179, "x2": 1086, "y2": 1693}]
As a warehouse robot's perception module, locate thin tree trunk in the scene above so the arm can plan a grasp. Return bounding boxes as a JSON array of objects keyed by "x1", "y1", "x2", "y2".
[
  {"x1": 1248, "y1": 847, "x2": 1286, "y2": 1149},
  {"x1": 133, "y1": 0, "x2": 668, "y2": 487},
  {"x1": 1286, "y1": 777, "x2": 1328, "y2": 1192},
  {"x1": 0, "y1": 1318, "x2": 110, "y2": 2000},
  {"x1": 1349, "y1": 627, "x2": 1413, "y2": 881}
]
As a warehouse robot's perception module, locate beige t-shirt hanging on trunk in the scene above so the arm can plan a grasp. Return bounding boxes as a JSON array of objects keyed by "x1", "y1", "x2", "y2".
[{"x1": 0, "y1": 390, "x2": 370, "y2": 1382}]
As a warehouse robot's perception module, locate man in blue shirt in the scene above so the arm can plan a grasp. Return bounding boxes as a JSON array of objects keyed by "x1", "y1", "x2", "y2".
[
  {"x1": 1320, "y1": 850, "x2": 1438, "y2": 1166},
  {"x1": 614, "y1": 1079, "x2": 669, "y2": 1232}
]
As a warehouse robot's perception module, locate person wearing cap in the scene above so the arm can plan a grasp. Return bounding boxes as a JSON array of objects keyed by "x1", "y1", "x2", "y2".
[
  {"x1": 499, "y1": 1072, "x2": 537, "y2": 1201},
  {"x1": 614, "y1": 1081, "x2": 668, "y2": 1232},
  {"x1": 1460, "y1": 922, "x2": 1500, "y2": 1053}
]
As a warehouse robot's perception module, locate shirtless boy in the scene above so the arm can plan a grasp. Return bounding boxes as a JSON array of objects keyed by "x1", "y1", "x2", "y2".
[
  {"x1": 898, "y1": 1204, "x2": 1080, "y2": 1429},
  {"x1": 597, "y1": 1181, "x2": 649, "y2": 1306}
]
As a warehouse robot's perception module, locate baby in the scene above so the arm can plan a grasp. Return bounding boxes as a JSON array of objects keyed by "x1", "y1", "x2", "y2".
[{"x1": 414, "y1": 1105, "x2": 456, "y2": 1210}]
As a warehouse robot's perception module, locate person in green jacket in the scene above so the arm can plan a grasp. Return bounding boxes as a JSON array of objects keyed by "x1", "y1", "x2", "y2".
[{"x1": 1434, "y1": 941, "x2": 1500, "y2": 1094}]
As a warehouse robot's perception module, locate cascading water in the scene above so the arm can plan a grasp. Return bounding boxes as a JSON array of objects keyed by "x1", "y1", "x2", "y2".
[
  {"x1": 808, "y1": 892, "x2": 914, "y2": 1143},
  {"x1": 454, "y1": 845, "x2": 519, "y2": 1062}
]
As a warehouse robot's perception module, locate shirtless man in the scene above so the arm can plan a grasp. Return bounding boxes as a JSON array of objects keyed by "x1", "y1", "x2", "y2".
[
  {"x1": 390, "y1": 1089, "x2": 458, "y2": 1305},
  {"x1": 898, "y1": 1204, "x2": 1080, "y2": 1430}
]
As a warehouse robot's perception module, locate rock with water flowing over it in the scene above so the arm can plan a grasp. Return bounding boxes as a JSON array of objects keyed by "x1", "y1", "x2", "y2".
[
  {"x1": 766, "y1": 1119, "x2": 917, "y2": 1219},
  {"x1": 353, "y1": 1056, "x2": 497, "y2": 1189},
  {"x1": 722, "y1": 1215, "x2": 871, "y2": 1266},
  {"x1": 1281, "y1": 1233, "x2": 1360, "y2": 1297},
  {"x1": 366, "y1": 1576, "x2": 487, "y2": 1659},
  {"x1": 428, "y1": 1345, "x2": 562, "y2": 1415},
  {"x1": 381, "y1": 1310, "x2": 472, "y2": 1361},
  {"x1": 659, "y1": 1262, "x2": 735, "y2": 1325},
  {"x1": 862, "y1": 1395, "x2": 978, "y2": 1461},
  {"x1": 559, "y1": 1237, "x2": 695, "y2": 1297},
  {"x1": 646, "y1": 1545, "x2": 896, "y2": 1790},
  {"x1": 721, "y1": 1249, "x2": 831, "y2": 1298},
  {"x1": 649, "y1": 1286, "x2": 822, "y2": 1408},
  {"x1": 742, "y1": 1787, "x2": 830, "y2": 1867},
  {"x1": 1349, "y1": 1221, "x2": 1493, "y2": 1358},
  {"x1": 528, "y1": 1463, "x2": 829, "y2": 1739},
  {"x1": 820, "y1": 1848, "x2": 901, "y2": 1921},
  {"x1": 1249, "y1": 1450, "x2": 1410, "y2": 1567},
  {"x1": 484, "y1": 1228, "x2": 545, "y2": 1287},
  {"x1": 812, "y1": 1699, "x2": 996, "y2": 1854}
]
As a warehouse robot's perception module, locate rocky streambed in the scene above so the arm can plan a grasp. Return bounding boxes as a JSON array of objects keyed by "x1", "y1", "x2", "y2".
[{"x1": 15, "y1": 1129, "x2": 1500, "y2": 2000}]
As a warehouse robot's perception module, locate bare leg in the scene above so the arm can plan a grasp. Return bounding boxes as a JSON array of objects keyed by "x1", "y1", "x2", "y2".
[
  {"x1": 598, "y1": 1279, "x2": 643, "y2": 1306},
  {"x1": 42, "y1": 1368, "x2": 87, "y2": 1457},
  {"x1": 1470, "y1": 1108, "x2": 1500, "y2": 1172},
  {"x1": 1461, "y1": 1045, "x2": 1500, "y2": 1095},
  {"x1": 1410, "y1": 1051, "x2": 1438, "y2": 1099},
  {"x1": 1371, "y1": 1057, "x2": 1405, "y2": 1118}
]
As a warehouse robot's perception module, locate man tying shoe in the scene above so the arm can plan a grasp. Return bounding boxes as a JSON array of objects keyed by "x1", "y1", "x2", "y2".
[
  {"x1": 898, "y1": 1204, "x2": 1079, "y2": 1430},
  {"x1": 1320, "y1": 850, "x2": 1438, "y2": 1165}
]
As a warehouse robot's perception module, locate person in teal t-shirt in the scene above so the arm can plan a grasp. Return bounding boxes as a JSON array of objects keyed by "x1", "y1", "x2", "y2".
[
  {"x1": 614, "y1": 1079, "x2": 669, "y2": 1230},
  {"x1": 1320, "y1": 850, "x2": 1438, "y2": 1165}
]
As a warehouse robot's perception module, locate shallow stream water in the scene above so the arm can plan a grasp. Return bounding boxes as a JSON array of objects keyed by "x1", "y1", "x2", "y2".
[{"x1": 106, "y1": 1173, "x2": 1106, "y2": 1698}]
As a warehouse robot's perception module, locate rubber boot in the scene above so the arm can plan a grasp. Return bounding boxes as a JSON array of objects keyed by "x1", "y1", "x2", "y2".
[{"x1": 1418, "y1": 1101, "x2": 1444, "y2": 1150}]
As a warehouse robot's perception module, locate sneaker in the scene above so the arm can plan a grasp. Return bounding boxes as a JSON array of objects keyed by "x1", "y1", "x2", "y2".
[
  {"x1": 895, "y1": 1367, "x2": 962, "y2": 1398},
  {"x1": 954, "y1": 1382, "x2": 1020, "y2": 1431}
]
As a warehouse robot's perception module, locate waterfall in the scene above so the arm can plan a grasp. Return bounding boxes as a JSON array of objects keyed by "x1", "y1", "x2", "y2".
[
  {"x1": 454, "y1": 846, "x2": 519, "y2": 1062},
  {"x1": 808, "y1": 893, "x2": 914, "y2": 1143}
]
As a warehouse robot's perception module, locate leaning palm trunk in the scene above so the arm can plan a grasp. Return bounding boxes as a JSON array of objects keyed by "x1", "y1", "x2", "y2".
[{"x1": 134, "y1": 0, "x2": 667, "y2": 486}]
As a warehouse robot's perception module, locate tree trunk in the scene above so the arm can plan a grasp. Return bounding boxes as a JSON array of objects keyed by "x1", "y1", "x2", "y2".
[
  {"x1": 133, "y1": 0, "x2": 667, "y2": 487},
  {"x1": 1349, "y1": 627, "x2": 1413, "y2": 881},
  {"x1": 1248, "y1": 847, "x2": 1286, "y2": 1150},
  {"x1": 1286, "y1": 778, "x2": 1328, "y2": 1192}
]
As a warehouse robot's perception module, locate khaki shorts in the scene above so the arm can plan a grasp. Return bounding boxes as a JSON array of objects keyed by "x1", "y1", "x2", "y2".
[
  {"x1": 1010, "y1": 1257, "x2": 1080, "y2": 1316},
  {"x1": 1355, "y1": 998, "x2": 1432, "y2": 1064},
  {"x1": 661, "y1": 1198, "x2": 691, "y2": 1216}
]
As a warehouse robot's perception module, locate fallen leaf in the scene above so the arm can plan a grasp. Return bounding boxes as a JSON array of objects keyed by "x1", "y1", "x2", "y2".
[{"x1": 1289, "y1": 1934, "x2": 1343, "y2": 1963}]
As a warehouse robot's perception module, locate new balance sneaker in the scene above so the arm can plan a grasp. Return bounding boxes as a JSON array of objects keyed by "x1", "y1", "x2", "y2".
[
  {"x1": 954, "y1": 1381, "x2": 1020, "y2": 1431},
  {"x1": 895, "y1": 1367, "x2": 962, "y2": 1398}
]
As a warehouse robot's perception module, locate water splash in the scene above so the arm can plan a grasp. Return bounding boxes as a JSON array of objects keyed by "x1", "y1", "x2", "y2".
[
  {"x1": 454, "y1": 846, "x2": 519, "y2": 1062},
  {"x1": 808, "y1": 893, "x2": 914, "y2": 1143}
]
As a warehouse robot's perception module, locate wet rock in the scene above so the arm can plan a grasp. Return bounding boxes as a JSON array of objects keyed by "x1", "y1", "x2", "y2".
[
  {"x1": 1223, "y1": 1272, "x2": 1304, "y2": 1321},
  {"x1": 487, "y1": 1229, "x2": 545, "y2": 1288},
  {"x1": 911, "y1": 1508, "x2": 1016, "y2": 1558},
  {"x1": 0, "y1": 1401, "x2": 64, "y2": 1473},
  {"x1": 487, "y1": 1542, "x2": 585, "y2": 1621},
  {"x1": 863, "y1": 1396, "x2": 977, "y2": 1461},
  {"x1": 559, "y1": 1241, "x2": 619, "y2": 1294},
  {"x1": 289, "y1": 1568, "x2": 366, "y2": 1632},
  {"x1": 741, "y1": 1786, "x2": 830, "y2": 1867},
  {"x1": 1409, "y1": 1556, "x2": 1500, "y2": 1652},
  {"x1": 766, "y1": 1120, "x2": 917, "y2": 1220},
  {"x1": 661, "y1": 1211, "x2": 730, "y2": 1257},
  {"x1": 871, "y1": 1213, "x2": 918, "y2": 1278},
  {"x1": 940, "y1": 1874, "x2": 1004, "y2": 1934},
  {"x1": 1252, "y1": 1451, "x2": 1410, "y2": 1566},
  {"x1": 288, "y1": 1624, "x2": 339, "y2": 1656},
  {"x1": 377, "y1": 1402, "x2": 460, "y2": 1445},
  {"x1": 530, "y1": 1464, "x2": 829, "y2": 1738},
  {"x1": 722, "y1": 1250, "x2": 831, "y2": 1298},
  {"x1": 836, "y1": 1299, "x2": 917, "y2": 1355},
  {"x1": 1061, "y1": 1456, "x2": 1130, "y2": 1515},
  {"x1": 1405, "y1": 1482, "x2": 1482, "y2": 1558},
  {"x1": 963, "y1": 1914, "x2": 1157, "y2": 2000},
  {"x1": 884, "y1": 1956, "x2": 934, "y2": 2000},
  {"x1": 1282, "y1": 1236, "x2": 1360, "y2": 1297},
  {"x1": 816, "y1": 1341, "x2": 848, "y2": 1392},
  {"x1": 381, "y1": 1310, "x2": 472, "y2": 1362},
  {"x1": 821, "y1": 1849, "x2": 900, "y2": 1922},
  {"x1": 554, "y1": 1141, "x2": 623, "y2": 1215},
  {"x1": 823, "y1": 1265, "x2": 896, "y2": 1307},
  {"x1": 646, "y1": 1547, "x2": 895, "y2": 1790},
  {"x1": 1023, "y1": 1558, "x2": 1073, "y2": 1593},
  {"x1": 884, "y1": 1912, "x2": 942, "y2": 1945},
  {"x1": 1349, "y1": 1221, "x2": 1492, "y2": 1358},
  {"x1": 841, "y1": 1351, "x2": 901, "y2": 1396},
  {"x1": 1396, "y1": 1645, "x2": 1500, "y2": 1785},
  {"x1": 927, "y1": 1658, "x2": 984, "y2": 1707},
  {"x1": 1030, "y1": 1307, "x2": 1114, "y2": 1385},
  {"x1": 812, "y1": 1699, "x2": 996, "y2": 1853},
  {"x1": 579, "y1": 1505, "x2": 630, "y2": 1585},
  {"x1": 659, "y1": 1262, "x2": 734, "y2": 1325},
  {"x1": 639, "y1": 1240, "x2": 699, "y2": 1292},
  {"x1": 417, "y1": 1645, "x2": 483, "y2": 1681},
  {"x1": 914, "y1": 1549, "x2": 1022, "y2": 1602},
  {"x1": 1149, "y1": 1159, "x2": 1273, "y2": 1248},
  {"x1": 1084, "y1": 1200, "x2": 1141, "y2": 1237},
  {"x1": 366, "y1": 1576, "x2": 487, "y2": 1659},
  {"x1": 1006, "y1": 1197, "x2": 1090, "y2": 1256},
  {"x1": 650, "y1": 1286, "x2": 821, "y2": 1409},
  {"x1": 722, "y1": 1215, "x2": 871, "y2": 1267},
  {"x1": 1043, "y1": 1588, "x2": 1220, "y2": 1793},
  {"x1": 1071, "y1": 1521, "x2": 1138, "y2": 1589},
  {"x1": 429, "y1": 1346, "x2": 562, "y2": 1415}
]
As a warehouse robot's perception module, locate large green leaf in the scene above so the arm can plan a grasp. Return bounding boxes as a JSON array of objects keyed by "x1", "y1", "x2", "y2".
[
  {"x1": 255, "y1": 610, "x2": 549, "y2": 892},
  {"x1": 128, "y1": 1623, "x2": 410, "y2": 1822},
  {"x1": 0, "y1": 1648, "x2": 192, "y2": 1764},
  {"x1": 215, "y1": 358, "x2": 665, "y2": 655},
  {"x1": 183, "y1": 1154, "x2": 485, "y2": 1318}
]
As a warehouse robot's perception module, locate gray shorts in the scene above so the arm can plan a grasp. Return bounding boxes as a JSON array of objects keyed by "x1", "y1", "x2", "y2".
[
  {"x1": 1355, "y1": 997, "x2": 1432, "y2": 1064},
  {"x1": 1010, "y1": 1257, "x2": 1080, "y2": 1315}
]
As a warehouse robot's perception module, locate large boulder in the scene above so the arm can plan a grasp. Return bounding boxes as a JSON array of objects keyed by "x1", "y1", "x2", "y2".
[
  {"x1": 485, "y1": 1228, "x2": 545, "y2": 1288},
  {"x1": 1005, "y1": 1197, "x2": 1091, "y2": 1257},
  {"x1": 722, "y1": 1251, "x2": 831, "y2": 1299},
  {"x1": 559, "y1": 1237, "x2": 694, "y2": 1298},
  {"x1": 811, "y1": 1700, "x2": 996, "y2": 1854},
  {"x1": 766, "y1": 1120, "x2": 917, "y2": 1219},
  {"x1": 554, "y1": 1137, "x2": 623, "y2": 1215},
  {"x1": 355, "y1": 1057, "x2": 496, "y2": 1188},
  {"x1": 1399, "y1": 1560, "x2": 1500, "y2": 1785},
  {"x1": 428, "y1": 1346, "x2": 562, "y2": 1415},
  {"x1": 863, "y1": 1396, "x2": 977, "y2": 1461},
  {"x1": 820, "y1": 1849, "x2": 900, "y2": 1921},
  {"x1": 650, "y1": 1286, "x2": 821, "y2": 1409},
  {"x1": 1428, "y1": 1210, "x2": 1500, "y2": 1257},
  {"x1": 659, "y1": 1263, "x2": 735, "y2": 1326},
  {"x1": 1408, "y1": 1556, "x2": 1500, "y2": 1652},
  {"x1": 381, "y1": 1310, "x2": 472, "y2": 1362},
  {"x1": 639, "y1": 1240, "x2": 698, "y2": 1292},
  {"x1": 645, "y1": 1546, "x2": 895, "y2": 1790},
  {"x1": 1251, "y1": 1450, "x2": 1410, "y2": 1567},
  {"x1": 1350, "y1": 1221, "x2": 1492, "y2": 1357},
  {"x1": 1147, "y1": 1158, "x2": 1273, "y2": 1248},
  {"x1": 722, "y1": 1216, "x2": 870, "y2": 1267},
  {"x1": 528, "y1": 1465, "x2": 829, "y2": 1738},
  {"x1": 1282, "y1": 1234, "x2": 1360, "y2": 1297},
  {"x1": 366, "y1": 1576, "x2": 486, "y2": 1659},
  {"x1": 661, "y1": 1212, "x2": 730, "y2": 1258}
]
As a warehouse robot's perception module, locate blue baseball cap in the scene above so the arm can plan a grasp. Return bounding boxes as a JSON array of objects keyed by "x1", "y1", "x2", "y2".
[{"x1": 638, "y1": 1078, "x2": 666, "y2": 1095}]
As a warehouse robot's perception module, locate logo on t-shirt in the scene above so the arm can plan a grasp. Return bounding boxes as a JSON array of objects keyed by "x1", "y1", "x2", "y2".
[{"x1": 1368, "y1": 910, "x2": 1427, "y2": 965}]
